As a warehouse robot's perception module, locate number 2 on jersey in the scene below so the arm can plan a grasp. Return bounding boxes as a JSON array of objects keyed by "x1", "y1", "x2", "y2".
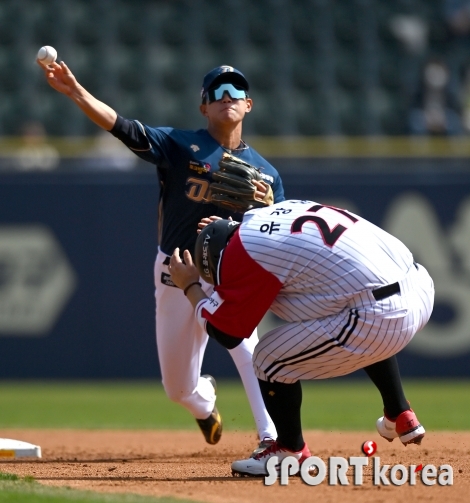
[{"x1": 291, "y1": 204, "x2": 358, "y2": 246}]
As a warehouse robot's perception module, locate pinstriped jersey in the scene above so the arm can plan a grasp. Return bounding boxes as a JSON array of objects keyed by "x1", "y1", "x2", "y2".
[{"x1": 200, "y1": 199, "x2": 415, "y2": 338}]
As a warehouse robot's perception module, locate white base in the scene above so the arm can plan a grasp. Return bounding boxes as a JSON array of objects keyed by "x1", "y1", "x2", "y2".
[{"x1": 0, "y1": 438, "x2": 42, "y2": 458}]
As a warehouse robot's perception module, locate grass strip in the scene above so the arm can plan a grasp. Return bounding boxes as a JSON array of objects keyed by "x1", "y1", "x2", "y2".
[
  {"x1": 0, "y1": 379, "x2": 468, "y2": 431},
  {"x1": 0, "y1": 472, "x2": 202, "y2": 503}
]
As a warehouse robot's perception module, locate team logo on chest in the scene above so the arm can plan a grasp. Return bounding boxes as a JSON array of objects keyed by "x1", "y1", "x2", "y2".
[{"x1": 188, "y1": 160, "x2": 211, "y2": 174}]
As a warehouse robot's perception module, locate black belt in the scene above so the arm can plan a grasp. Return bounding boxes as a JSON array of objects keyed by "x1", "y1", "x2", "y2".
[
  {"x1": 372, "y1": 282, "x2": 400, "y2": 301},
  {"x1": 163, "y1": 255, "x2": 186, "y2": 266},
  {"x1": 372, "y1": 262, "x2": 418, "y2": 301}
]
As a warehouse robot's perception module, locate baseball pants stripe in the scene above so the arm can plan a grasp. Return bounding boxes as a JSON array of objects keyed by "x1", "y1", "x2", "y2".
[
  {"x1": 263, "y1": 309, "x2": 360, "y2": 381},
  {"x1": 254, "y1": 263, "x2": 434, "y2": 383}
]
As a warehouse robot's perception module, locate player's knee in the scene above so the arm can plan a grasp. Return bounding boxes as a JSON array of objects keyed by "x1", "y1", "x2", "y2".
[{"x1": 161, "y1": 382, "x2": 190, "y2": 405}]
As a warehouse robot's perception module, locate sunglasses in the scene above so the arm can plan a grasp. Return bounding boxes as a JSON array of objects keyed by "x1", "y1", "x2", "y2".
[{"x1": 204, "y1": 83, "x2": 247, "y2": 103}]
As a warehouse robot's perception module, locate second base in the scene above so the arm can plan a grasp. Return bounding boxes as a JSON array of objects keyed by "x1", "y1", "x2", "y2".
[{"x1": 0, "y1": 438, "x2": 42, "y2": 459}]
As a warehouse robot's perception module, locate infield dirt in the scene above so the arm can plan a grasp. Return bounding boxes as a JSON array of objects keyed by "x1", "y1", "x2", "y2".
[{"x1": 1, "y1": 429, "x2": 468, "y2": 502}]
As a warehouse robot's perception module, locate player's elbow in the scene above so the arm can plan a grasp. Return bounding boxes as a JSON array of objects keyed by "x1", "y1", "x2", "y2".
[{"x1": 206, "y1": 322, "x2": 244, "y2": 349}]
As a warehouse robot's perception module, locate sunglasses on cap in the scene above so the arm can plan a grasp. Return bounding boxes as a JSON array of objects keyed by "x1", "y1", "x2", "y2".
[{"x1": 204, "y1": 83, "x2": 247, "y2": 103}]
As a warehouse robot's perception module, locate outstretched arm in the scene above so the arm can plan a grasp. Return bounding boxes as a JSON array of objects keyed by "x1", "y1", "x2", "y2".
[{"x1": 37, "y1": 60, "x2": 117, "y2": 131}]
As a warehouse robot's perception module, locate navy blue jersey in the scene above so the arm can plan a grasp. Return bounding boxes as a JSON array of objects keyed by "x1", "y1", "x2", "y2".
[{"x1": 111, "y1": 119, "x2": 285, "y2": 255}]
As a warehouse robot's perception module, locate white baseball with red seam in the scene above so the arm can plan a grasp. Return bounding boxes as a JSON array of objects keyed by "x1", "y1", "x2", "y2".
[{"x1": 37, "y1": 46, "x2": 57, "y2": 65}]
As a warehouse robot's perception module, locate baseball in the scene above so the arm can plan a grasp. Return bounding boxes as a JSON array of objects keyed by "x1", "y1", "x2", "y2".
[{"x1": 37, "y1": 46, "x2": 57, "y2": 65}]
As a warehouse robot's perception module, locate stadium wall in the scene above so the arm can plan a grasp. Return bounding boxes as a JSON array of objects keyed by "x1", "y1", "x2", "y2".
[{"x1": 0, "y1": 158, "x2": 469, "y2": 378}]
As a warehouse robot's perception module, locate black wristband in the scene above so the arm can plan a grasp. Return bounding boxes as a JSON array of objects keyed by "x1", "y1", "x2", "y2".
[{"x1": 183, "y1": 281, "x2": 202, "y2": 296}]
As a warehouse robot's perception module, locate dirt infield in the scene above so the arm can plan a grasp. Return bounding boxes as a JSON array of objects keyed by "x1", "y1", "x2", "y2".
[{"x1": 1, "y1": 429, "x2": 468, "y2": 502}]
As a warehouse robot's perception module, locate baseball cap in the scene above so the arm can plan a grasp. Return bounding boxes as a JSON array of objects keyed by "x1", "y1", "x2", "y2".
[{"x1": 201, "y1": 65, "x2": 249, "y2": 100}]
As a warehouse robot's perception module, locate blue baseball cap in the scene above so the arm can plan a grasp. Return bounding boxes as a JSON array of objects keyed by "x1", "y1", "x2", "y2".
[{"x1": 201, "y1": 66, "x2": 249, "y2": 100}]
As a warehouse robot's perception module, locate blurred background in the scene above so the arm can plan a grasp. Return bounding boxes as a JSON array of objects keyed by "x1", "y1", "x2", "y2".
[
  {"x1": 1, "y1": 0, "x2": 470, "y2": 138},
  {"x1": 0, "y1": 0, "x2": 469, "y2": 381}
]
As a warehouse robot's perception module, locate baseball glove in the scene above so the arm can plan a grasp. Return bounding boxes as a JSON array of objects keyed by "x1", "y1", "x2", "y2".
[{"x1": 209, "y1": 153, "x2": 274, "y2": 212}]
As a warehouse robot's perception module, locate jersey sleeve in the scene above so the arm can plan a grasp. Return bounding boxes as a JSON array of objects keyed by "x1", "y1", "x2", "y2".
[
  {"x1": 199, "y1": 229, "x2": 282, "y2": 338},
  {"x1": 109, "y1": 116, "x2": 173, "y2": 165},
  {"x1": 109, "y1": 115, "x2": 150, "y2": 150}
]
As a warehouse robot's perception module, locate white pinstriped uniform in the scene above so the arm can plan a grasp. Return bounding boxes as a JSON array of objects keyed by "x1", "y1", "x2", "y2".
[{"x1": 199, "y1": 200, "x2": 435, "y2": 383}]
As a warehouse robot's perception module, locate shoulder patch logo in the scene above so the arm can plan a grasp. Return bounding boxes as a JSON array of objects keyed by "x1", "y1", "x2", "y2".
[{"x1": 190, "y1": 144, "x2": 200, "y2": 152}]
